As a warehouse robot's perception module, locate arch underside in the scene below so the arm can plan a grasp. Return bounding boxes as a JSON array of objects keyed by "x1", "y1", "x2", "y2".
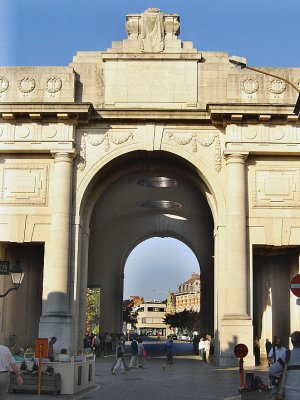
[{"x1": 84, "y1": 152, "x2": 215, "y2": 334}]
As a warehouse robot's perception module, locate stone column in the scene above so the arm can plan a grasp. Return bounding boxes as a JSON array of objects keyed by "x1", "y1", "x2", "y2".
[
  {"x1": 0, "y1": 244, "x2": 8, "y2": 343},
  {"x1": 39, "y1": 152, "x2": 74, "y2": 350},
  {"x1": 224, "y1": 152, "x2": 249, "y2": 317},
  {"x1": 77, "y1": 229, "x2": 90, "y2": 351},
  {"x1": 219, "y1": 152, "x2": 254, "y2": 366}
]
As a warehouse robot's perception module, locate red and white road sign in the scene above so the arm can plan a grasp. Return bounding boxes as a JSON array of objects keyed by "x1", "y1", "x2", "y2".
[{"x1": 290, "y1": 274, "x2": 300, "y2": 298}]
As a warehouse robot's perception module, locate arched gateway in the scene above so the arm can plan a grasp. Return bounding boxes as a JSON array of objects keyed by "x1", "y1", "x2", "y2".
[{"x1": 0, "y1": 8, "x2": 299, "y2": 367}]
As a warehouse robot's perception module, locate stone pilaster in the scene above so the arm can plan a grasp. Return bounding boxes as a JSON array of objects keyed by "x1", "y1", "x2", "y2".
[
  {"x1": 224, "y1": 152, "x2": 249, "y2": 318},
  {"x1": 218, "y1": 151, "x2": 254, "y2": 367},
  {"x1": 39, "y1": 152, "x2": 74, "y2": 351},
  {"x1": 0, "y1": 244, "x2": 8, "y2": 343}
]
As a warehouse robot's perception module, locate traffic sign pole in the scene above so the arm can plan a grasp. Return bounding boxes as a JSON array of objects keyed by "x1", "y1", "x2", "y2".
[{"x1": 234, "y1": 344, "x2": 248, "y2": 388}]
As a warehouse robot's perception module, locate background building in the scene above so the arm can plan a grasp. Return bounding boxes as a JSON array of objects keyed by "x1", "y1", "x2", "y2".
[
  {"x1": 135, "y1": 301, "x2": 167, "y2": 337},
  {"x1": 175, "y1": 272, "x2": 201, "y2": 312}
]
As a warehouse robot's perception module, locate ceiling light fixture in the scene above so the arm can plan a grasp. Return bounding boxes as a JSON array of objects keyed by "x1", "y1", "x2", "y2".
[
  {"x1": 137, "y1": 177, "x2": 178, "y2": 188},
  {"x1": 141, "y1": 200, "x2": 181, "y2": 209}
]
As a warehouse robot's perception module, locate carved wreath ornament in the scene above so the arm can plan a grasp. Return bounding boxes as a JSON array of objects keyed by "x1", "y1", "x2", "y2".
[
  {"x1": 165, "y1": 131, "x2": 222, "y2": 172},
  {"x1": 241, "y1": 77, "x2": 259, "y2": 97},
  {"x1": 77, "y1": 131, "x2": 135, "y2": 171},
  {"x1": 45, "y1": 76, "x2": 62, "y2": 96},
  {"x1": 0, "y1": 76, "x2": 9, "y2": 94},
  {"x1": 18, "y1": 76, "x2": 36, "y2": 95},
  {"x1": 268, "y1": 79, "x2": 286, "y2": 97}
]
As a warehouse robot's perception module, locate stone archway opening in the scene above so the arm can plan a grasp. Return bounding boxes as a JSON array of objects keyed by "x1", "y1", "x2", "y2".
[
  {"x1": 83, "y1": 151, "x2": 215, "y2": 342},
  {"x1": 123, "y1": 236, "x2": 201, "y2": 338}
]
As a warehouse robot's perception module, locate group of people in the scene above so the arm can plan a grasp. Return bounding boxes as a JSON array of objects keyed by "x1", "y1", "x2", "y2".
[
  {"x1": 84, "y1": 332, "x2": 123, "y2": 357},
  {"x1": 197, "y1": 334, "x2": 214, "y2": 362},
  {"x1": 111, "y1": 335, "x2": 148, "y2": 374}
]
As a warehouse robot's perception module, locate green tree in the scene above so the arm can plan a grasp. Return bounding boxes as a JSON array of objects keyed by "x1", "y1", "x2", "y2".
[
  {"x1": 86, "y1": 288, "x2": 100, "y2": 332},
  {"x1": 163, "y1": 310, "x2": 200, "y2": 332},
  {"x1": 123, "y1": 305, "x2": 138, "y2": 326}
]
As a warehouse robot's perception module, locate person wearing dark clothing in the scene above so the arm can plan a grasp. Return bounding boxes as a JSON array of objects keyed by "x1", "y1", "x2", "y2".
[
  {"x1": 265, "y1": 338, "x2": 272, "y2": 365},
  {"x1": 253, "y1": 337, "x2": 261, "y2": 366},
  {"x1": 129, "y1": 338, "x2": 138, "y2": 368},
  {"x1": 162, "y1": 336, "x2": 174, "y2": 370}
]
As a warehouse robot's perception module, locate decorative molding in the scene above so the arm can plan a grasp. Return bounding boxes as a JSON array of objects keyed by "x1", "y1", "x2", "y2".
[
  {"x1": 0, "y1": 164, "x2": 48, "y2": 205},
  {"x1": 77, "y1": 133, "x2": 87, "y2": 171},
  {"x1": 165, "y1": 130, "x2": 222, "y2": 172},
  {"x1": 268, "y1": 79, "x2": 286, "y2": 98},
  {"x1": 0, "y1": 76, "x2": 9, "y2": 95},
  {"x1": 296, "y1": 79, "x2": 300, "y2": 90},
  {"x1": 140, "y1": 8, "x2": 165, "y2": 53},
  {"x1": 45, "y1": 76, "x2": 62, "y2": 97},
  {"x1": 18, "y1": 76, "x2": 36, "y2": 96},
  {"x1": 76, "y1": 130, "x2": 135, "y2": 171},
  {"x1": 241, "y1": 77, "x2": 259, "y2": 98},
  {"x1": 253, "y1": 167, "x2": 300, "y2": 208}
]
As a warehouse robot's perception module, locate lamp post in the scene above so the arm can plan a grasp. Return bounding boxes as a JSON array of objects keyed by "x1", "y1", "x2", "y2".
[
  {"x1": 0, "y1": 261, "x2": 25, "y2": 298},
  {"x1": 229, "y1": 56, "x2": 300, "y2": 116}
]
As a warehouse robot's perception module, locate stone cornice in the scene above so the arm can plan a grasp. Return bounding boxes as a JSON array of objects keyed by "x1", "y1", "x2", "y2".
[
  {"x1": 93, "y1": 108, "x2": 210, "y2": 121},
  {"x1": 207, "y1": 103, "x2": 299, "y2": 125},
  {"x1": 102, "y1": 53, "x2": 203, "y2": 61},
  {"x1": 0, "y1": 102, "x2": 93, "y2": 124}
]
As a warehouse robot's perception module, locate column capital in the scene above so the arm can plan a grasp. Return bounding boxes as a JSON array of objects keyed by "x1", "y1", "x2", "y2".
[
  {"x1": 223, "y1": 151, "x2": 249, "y2": 164},
  {"x1": 50, "y1": 151, "x2": 76, "y2": 162}
]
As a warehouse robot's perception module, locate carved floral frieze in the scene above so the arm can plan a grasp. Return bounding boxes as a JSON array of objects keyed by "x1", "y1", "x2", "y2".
[
  {"x1": 164, "y1": 130, "x2": 222, "y2": 173},
  {"x1": 77, "y1": 130, "x2": 135, "y2": 171}
]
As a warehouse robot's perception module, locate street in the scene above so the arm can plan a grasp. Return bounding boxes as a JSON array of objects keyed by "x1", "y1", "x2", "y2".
[{"x1": 7, "y1": 340, "x2": 270, "y2": 400}]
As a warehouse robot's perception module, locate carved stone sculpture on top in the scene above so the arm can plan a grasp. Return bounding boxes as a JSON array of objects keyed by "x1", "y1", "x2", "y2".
[{"x1": 140, "y1": 8, "x2": 164, "y2": 53}]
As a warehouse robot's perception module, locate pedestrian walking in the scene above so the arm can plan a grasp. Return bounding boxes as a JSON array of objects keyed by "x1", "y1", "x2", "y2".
[
  {"x1": 204, "y1": 335, "x2": 211, "y2": 363},
  {"x1": 110, "y1": 336, "x2": 130, "y2": 372},
  {"x1": 269, "y1": 331, "x2": 300, "y2": 400},
  {"x1": 129, "y1": 337, "x2": 139, "y2": 368},
  {"x1": 137, "y1": 337, "x2": 146, "y2": 368},
  {"x1": 198, "y1": 337, "x2": 205, "y2": 361},
  {"x1": 112, "y1": 340, "x2": 127, "y2": 375},
  {"x1": 0, "y1": 344, "x2": 23, "y2": 399},
  {"x1": 162, "y1": 336, "x2": 174, "y2": 370},
  {"x1": 92, "y1": 335, "x2": 100, "y2": 357}
]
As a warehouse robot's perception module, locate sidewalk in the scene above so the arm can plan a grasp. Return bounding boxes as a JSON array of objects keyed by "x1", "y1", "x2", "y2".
[{"x1": 7, "y1": 354, "x2": 270, "y2": 400}]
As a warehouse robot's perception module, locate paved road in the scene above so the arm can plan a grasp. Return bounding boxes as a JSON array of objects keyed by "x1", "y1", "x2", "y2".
[{"x1": 7, "y1": 342, "x2": 270, "y2": 400}]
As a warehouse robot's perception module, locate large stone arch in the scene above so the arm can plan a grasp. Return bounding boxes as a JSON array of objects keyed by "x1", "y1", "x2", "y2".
[{"x1": 73, "y1": 150, "x2": 217, "y2": 351}]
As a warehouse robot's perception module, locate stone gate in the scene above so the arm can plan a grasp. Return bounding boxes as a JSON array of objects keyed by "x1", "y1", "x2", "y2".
[{"x1": 0, "y1": 8, "x2": 299, "y2": 366}]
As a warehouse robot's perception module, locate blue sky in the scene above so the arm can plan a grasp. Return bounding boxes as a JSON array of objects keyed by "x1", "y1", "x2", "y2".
[
  {"x1": 123, "y1": 238, "x2": 200, "y2": 301},
  {"x1": 1, "y1": 0, "x2": 300, "y2": 67}
]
